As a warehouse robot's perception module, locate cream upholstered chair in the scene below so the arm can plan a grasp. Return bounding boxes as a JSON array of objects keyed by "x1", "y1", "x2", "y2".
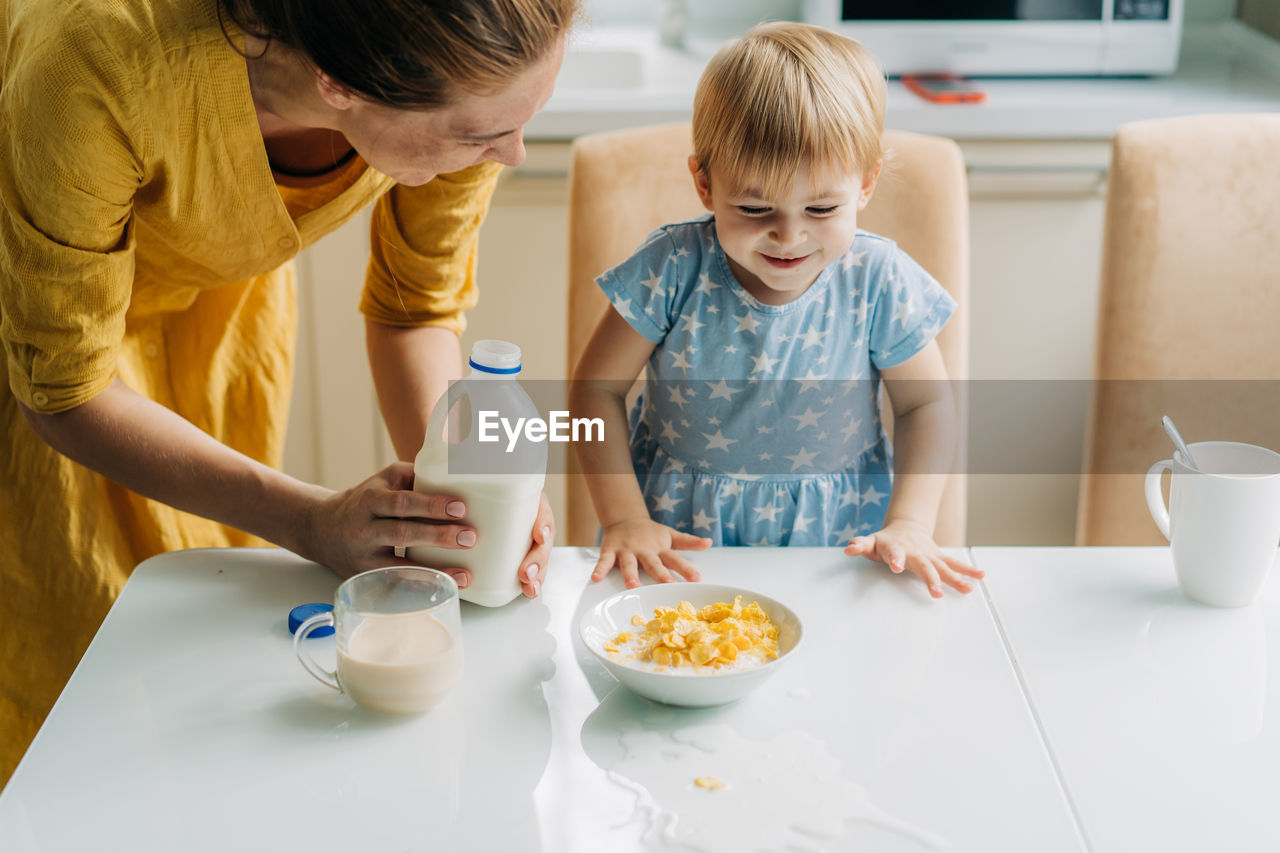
[
  {"x1": 1077, "y1": 114, "x2": 1280, "y2": 545},
  {"x1": 565, "y1": 123, "x2": 970, "y2": 546}
]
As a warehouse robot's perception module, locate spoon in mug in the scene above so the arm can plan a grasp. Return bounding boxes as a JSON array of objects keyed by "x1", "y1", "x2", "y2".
[{"x1": 1161, "y1": 416, "x2": 1199, "y2": 470}]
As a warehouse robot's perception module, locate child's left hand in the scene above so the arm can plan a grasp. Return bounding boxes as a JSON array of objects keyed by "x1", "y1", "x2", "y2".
[{"x1": 843, "y1": 520, "x2": 984, "y2": 599}]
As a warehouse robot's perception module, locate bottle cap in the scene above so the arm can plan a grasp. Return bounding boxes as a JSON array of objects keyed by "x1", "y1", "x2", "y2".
[
  {"x1": 288, "y1": 602, "x2": 334, "y2": 637},
  {"x1": 469, "y1": 340, "x2": 522, "y2": 374}
]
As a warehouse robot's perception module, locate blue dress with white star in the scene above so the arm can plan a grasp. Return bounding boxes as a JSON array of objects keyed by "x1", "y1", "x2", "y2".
[{"x1": 595, "y1": 214, "x2": 956, "y2": 546}]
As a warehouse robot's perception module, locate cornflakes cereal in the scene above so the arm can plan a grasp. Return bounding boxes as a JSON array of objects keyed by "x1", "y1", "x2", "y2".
[
  {"x1": 694, "y1": 776, "x2": 726, "y2": 790},
  {"x1": 603, "y1": 596, "x2": 780, "y2": 673}
]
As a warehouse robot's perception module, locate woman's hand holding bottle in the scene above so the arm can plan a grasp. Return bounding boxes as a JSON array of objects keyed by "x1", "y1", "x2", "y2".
[
  {"x1": 300, "y1": 461, "x2": 477, "y2": 585},
  {"x1": 517, "y1": 492, "x2": 556, "y2": 599}
]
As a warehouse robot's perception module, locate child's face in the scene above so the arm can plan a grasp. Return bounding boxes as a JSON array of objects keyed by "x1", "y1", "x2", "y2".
[{"x1": 690, "y1": 160, "x2": 879, "y2": 305}]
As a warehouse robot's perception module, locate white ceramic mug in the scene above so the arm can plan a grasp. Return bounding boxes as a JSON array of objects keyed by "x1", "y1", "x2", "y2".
[
  {"x1": 294, "y1": 566, "x2": 464, "y2": 713},
  {"x1": 1146, "y1": 441, "x2": 1280, "y2": 607}
]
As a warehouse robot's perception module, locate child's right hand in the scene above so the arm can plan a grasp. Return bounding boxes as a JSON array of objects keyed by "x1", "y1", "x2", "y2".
[{"x1": 593, "y1": 518, "x2": 711, "y2": 588}]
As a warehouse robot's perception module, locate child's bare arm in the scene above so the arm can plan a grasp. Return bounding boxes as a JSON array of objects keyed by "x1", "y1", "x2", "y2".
[
  {"x1": 844, "y1": 342, "x2": 983, "y2": 597},
  {"x1": 881, "y1": 341, "x2": 954, "y2": 531},
  {"x1": 570, "y1": 307, "x2": 710, "y2": 587}
]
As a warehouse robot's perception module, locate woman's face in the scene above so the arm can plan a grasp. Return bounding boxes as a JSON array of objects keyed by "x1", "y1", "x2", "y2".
[{"x1": 333, "y1": 39, "x2": 565, "y2": 186}]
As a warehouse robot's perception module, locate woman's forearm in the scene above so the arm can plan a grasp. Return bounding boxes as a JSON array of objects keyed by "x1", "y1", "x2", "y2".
[
  {"x1": 18, "y1": 379, "x2": 330, "y2": 556},
  {"x1": 366, "y1": 320, "x2": 462, "y2": 462}
]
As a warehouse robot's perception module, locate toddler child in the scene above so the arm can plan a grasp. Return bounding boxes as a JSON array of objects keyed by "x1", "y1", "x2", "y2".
[{"x1": 570, "y1": 22, "x2": 983, "y2": 598}]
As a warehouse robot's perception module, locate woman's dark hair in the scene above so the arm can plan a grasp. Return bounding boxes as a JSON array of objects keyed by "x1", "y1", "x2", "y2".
[{"x1": 219, "y1": 0, "x2": 578, "y2": 108}]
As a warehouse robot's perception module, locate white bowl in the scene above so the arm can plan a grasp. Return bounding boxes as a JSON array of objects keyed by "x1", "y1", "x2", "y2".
[{"x1": 579, "y1": 583, "x2": 803, "y2": 707}]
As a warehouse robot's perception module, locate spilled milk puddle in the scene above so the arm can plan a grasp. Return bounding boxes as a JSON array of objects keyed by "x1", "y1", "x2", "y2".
[{"x1": 604, "y1": 724, "x2": 948, "y2": 851}]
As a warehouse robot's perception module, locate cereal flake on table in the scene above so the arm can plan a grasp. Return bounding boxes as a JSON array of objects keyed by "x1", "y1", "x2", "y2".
[{"x1": 604, "y1": 596, "x2": 779, "y2": 672}]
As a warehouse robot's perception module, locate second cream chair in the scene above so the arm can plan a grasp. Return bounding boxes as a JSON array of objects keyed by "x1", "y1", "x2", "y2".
[
  {"x1": 1076, "y1": 114, "x2": 1280, "y2": 545},
  {"x1": 565, "y1": 123, "x2": 970, "y2": 547}
]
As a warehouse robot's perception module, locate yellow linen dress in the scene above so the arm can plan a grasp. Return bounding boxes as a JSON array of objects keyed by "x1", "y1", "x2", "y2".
[{"x1": 0, "y1": 0, "x2": 503, "y2": 785}]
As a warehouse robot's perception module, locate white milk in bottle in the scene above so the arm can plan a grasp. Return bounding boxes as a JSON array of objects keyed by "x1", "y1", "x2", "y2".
[{"x1": 407, "y1": 341, "x2": 547, "y2": 607}]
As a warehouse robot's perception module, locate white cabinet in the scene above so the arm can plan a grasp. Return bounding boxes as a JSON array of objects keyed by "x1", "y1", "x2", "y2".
[
  {"x1": 963, "y1": 140, "x2": 1110, "y2": 545},
  {"x1": 282, "y1": 206, "x2": 378, "y2": 492},
  {"x1": 285, "y1": 140, "x2": 1110, "y2": 545}
]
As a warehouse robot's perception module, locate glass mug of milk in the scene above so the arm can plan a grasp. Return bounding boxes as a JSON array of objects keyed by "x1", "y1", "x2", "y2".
[
  {"x1": 294, "y1": 567, "x2": 463, "y2": 713},
  {"x1": 1146, "y1": 441, "x2": 1280, "y2": 607}
]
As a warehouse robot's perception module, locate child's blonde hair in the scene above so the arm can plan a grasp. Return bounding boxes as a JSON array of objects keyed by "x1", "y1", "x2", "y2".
[{"x1": 691, "y1": 22, "x2": 886, "y2": 197}]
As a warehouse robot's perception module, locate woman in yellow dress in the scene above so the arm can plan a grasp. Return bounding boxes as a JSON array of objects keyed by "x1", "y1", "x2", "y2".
[{"x1": 0, "y1": 0, "x2": 575, "y2": 784}]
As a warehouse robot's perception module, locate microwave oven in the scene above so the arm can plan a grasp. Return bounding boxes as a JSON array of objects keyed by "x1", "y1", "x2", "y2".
[{"x1": 802, "y1": 0, "x2": 1183, "y2": 76}]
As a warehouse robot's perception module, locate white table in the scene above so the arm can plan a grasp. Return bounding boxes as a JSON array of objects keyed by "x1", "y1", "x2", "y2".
[
  {"x1": 0, "y1": 546, "x2": 1080, "y2": 852},
  {"x1": 976, "y1": 547, "x2": 1280, "y2": 853}
]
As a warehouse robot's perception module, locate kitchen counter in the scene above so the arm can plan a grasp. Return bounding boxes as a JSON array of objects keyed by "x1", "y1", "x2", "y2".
[{"x1": 527, "y1": 21, "x2": 1280, "y2": 141}]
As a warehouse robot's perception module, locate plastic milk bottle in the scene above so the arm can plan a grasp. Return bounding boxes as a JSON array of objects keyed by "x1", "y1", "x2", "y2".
[{"x1": 407, "y1": 340, "x2": 547, "y2": 607}]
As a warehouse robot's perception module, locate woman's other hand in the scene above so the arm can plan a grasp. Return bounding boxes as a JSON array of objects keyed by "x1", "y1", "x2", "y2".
[{"x1": 517, "y1": 491, "x2": 555, "y2": 599}]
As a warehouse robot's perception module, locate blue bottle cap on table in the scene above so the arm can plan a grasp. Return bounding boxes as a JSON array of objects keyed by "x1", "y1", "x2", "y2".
[{"x1": 288, "y1": 602, "x2": 334, "y2": 637}]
